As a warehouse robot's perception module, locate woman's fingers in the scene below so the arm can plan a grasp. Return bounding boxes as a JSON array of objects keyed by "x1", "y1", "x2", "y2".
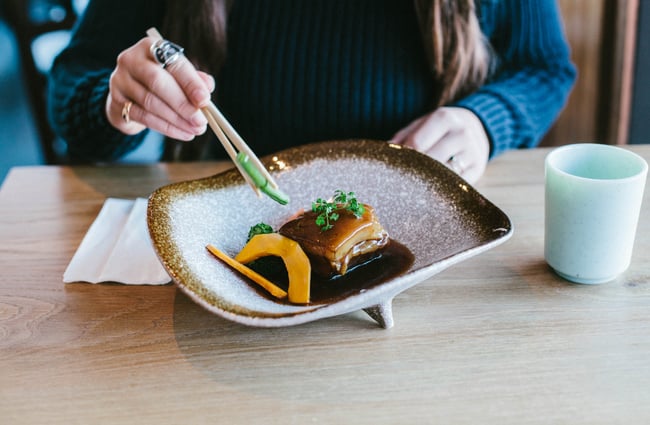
[
  {"x1": 197, "y1": 71, "x2": 216, "y2": 93},
  {"x1": 389, "y1": 116, "x2": 425, "y2": 144},
  {"x1": 394, "y1": 110, "x2": 459, "y2": 161},
  {"x1": 130, "y1": 38, "x2": 208, "y2": 118},
  {"x1": 108, "y1": 69, "x2": 204, "y2": 140},
  {"x1": 118, "y1": 71, "x2": 206, "y2": 132},
  {"x1": 122, "y1": 100, "x2": 199, "y2": 141},
  {"x1": 401, "y1": 110, "x2": 453, "y2": 154},
  {"x1": 160, "y1": 53, "x2": 212, "y2": 107},
  {"x1": 105, "y1": 92, "x2": 146, "y2": 135},
  {"x1": 106, "y1": 36, "x2": 214, "y2": 140},
  {"x1": 389, "y1": 107, "x2": 490, "y2": 184}
]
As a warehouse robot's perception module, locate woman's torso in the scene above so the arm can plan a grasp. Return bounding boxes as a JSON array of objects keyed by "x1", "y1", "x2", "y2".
[{"x1": 215, "y1": 0, "x2": 436, "y2": 156}]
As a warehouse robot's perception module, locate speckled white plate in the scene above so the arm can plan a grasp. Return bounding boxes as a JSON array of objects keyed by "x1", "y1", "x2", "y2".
[{"x1": 147, "y1": 140, "x2": 512, "y2": 328}]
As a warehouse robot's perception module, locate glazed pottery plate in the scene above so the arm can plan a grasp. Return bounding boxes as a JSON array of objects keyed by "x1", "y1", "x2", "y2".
[{"x1": 147, "y1": 140, "x2": 512, "y2": 328}]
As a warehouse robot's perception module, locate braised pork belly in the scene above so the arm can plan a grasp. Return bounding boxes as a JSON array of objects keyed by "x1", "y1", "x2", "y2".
[{"x1": 279, "y1": 204, "x2": 389, "y2": 277}]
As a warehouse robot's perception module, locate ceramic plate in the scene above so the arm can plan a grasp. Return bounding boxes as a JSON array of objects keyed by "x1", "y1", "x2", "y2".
[{"x1": 147, "y1": 140, "x2": 512, "y2": 328}]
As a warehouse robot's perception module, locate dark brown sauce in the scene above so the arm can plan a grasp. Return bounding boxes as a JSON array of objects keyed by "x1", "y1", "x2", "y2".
[{"x1": 246, "y1": 239, "x2": 414, "y2": 305}]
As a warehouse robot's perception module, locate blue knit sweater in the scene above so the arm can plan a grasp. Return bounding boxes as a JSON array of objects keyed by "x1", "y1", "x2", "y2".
[{"x1": 48, "y1": 0, "x2": 576, "y2": 162}]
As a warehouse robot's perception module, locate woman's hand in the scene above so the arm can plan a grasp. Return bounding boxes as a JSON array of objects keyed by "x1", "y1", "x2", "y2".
[
  {"x1": 105, "y1": 36, "x2": 215, "y2": 141},
  {"x1": 390, "y1": 106, "x2": 490, "y2": 184}
]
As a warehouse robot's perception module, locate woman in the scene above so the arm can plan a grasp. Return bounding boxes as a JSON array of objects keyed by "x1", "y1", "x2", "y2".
[{"x1": 48, "y1": 0, "x2": 576, "y2": 184}]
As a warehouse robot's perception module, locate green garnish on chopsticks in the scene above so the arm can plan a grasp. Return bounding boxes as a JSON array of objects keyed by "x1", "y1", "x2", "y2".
[{"x1": 237, "y1": 153, "x2": 289, "y2": 205}]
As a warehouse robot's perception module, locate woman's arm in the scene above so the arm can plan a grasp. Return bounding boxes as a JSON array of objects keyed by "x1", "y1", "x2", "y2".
[
  {"x1": 454, "y1": 0, "x2": 577, "y2": 158},
  {"x1": 47, "y1": 0, "x2": 163, "y2": 162},
  {"x1": 391, "y1": 0, "x2": 576, "y2": 183}
]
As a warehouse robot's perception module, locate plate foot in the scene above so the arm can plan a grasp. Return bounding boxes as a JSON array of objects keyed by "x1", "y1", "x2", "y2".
[{"x1": 363, "y1": 299, "x2": 394, "y2": 329}]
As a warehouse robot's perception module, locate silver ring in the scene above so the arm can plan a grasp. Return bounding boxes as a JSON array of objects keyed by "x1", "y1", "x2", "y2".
[
  {"x1": 150, "y1": 39, "x2": 184, "y2": 69},
  {"x1": 447, "y1": 155, "x2": 465, "y2": 174}
]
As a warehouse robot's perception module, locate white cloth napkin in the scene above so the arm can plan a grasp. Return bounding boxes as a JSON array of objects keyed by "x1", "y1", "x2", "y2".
[{"x1": 63, "y1": 198, "x2": 172, "y2": 285}]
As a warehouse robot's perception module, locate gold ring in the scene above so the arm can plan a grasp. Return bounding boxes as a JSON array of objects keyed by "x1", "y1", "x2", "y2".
[{"x1": 121, "y1": 101, "x2": 133, "y2": 124}]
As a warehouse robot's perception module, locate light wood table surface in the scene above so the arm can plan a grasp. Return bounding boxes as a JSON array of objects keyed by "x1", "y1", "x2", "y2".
[{"x1": 1, "y1": 146, "x2": 649, "y2": 424}]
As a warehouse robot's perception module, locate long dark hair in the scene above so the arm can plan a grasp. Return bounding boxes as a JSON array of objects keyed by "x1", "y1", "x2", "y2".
[
  {"x1": 162, "y1": 0, "x2": 230, "y2": 74},
  {"x1": 414, "y1": 0, "x2": 491, "y2": 105}
]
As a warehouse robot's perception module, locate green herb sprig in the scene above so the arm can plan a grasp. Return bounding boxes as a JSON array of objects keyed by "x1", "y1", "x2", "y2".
[
  {"x1": 312, "y1": 190, "x2": 365, "y2": 231},
  {"x1": 247, "y1": 222, "x2": 274, "y2": 242}
]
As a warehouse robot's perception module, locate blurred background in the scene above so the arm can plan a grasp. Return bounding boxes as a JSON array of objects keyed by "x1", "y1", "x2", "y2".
[{"x1": 0, "y1": 0, "x2": 648, "y2": 185}]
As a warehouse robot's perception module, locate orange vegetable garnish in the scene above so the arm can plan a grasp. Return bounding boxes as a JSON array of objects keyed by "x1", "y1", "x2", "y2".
[
  {"x1": 235, "y1": 233, "x2": 311, "y2": 304},
  {"x1": 206, "y1": 244, "x2": 288, "y2": 299}
]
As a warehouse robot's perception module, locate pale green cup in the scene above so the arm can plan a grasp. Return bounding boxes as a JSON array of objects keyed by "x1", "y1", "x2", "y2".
[{"x1": 545, "y1": 143, "x2": 648, "y2": 284}]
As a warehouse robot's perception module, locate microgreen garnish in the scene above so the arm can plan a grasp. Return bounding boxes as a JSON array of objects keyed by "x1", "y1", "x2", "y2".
[
  {"x1": 247, "y1": 222, "x2": 274, "y2": 242},
  {"x1": 311, "y1": 190, "x2": 365, "y2": 231}
]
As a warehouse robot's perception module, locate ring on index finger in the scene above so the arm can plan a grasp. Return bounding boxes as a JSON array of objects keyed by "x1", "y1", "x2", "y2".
[{"x1": 150, "y1": 39, "x2": 185, "y2": 69}]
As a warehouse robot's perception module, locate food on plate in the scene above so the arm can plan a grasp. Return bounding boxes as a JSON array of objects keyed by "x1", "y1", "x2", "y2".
[
  {"x1": 279, "y1": 194, "x2": 389, "y2": 277},
  {"x1": 207, "y1": 190, "x2": 412, "y2": 305},
  {"x1": 206, "y1": 243, "x2": 288, "y2": 299},
  {"x1": 234, "y1": 233, "x2": 311, "y2": 304}
]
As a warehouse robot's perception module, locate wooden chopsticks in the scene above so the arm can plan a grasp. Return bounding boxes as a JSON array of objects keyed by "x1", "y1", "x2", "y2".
[
  {"x1": 200, "y1": 102, "x2": 289, "y2": 204},
  {"x1": 146, "y1": 28, "x2": 289, "y2": 205}
]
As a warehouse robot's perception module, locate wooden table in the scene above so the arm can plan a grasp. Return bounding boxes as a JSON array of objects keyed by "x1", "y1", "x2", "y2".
[{"x1": 1, "y1": 147, "x2": 649, "y2": 424}]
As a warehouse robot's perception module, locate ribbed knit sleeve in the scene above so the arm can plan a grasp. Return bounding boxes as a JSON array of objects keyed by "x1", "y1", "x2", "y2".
[
  {"x1": 47, "y1": 0, "x2": 163, "y2": 162},
  {"x1": 48, "y1": 68, "x2": 147, "y2": 161},
  {"x1": 454, "y1": 0, "x2": 576, "y2": 158}
]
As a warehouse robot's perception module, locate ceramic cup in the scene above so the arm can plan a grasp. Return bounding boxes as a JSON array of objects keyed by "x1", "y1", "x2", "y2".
[{"x1": 545, "y1": 143, "x2": 648, "y2": 284}]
